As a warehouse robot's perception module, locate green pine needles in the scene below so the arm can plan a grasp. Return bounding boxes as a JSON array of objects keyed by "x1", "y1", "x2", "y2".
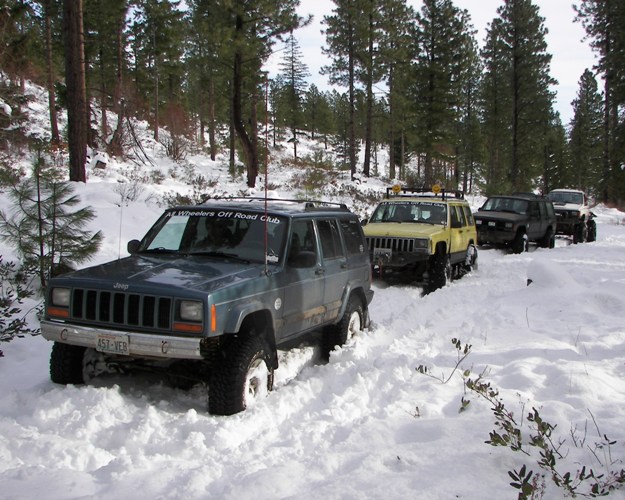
[
  {"x1": 416, "y1": 338, "x2": 625, "y2": 498},
  {"x1": 0, "y1": 148, "x2": 102, "y2": 290}
]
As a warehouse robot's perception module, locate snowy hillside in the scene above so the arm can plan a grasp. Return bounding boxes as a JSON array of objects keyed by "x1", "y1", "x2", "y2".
[{"x1": 2, "y1": 82, "x2": 625, "y2": 499}]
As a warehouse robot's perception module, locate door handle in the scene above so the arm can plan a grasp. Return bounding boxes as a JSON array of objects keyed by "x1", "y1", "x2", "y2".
[{"x1": 315, "y1": 268, "x2": 325, "y2": 276}]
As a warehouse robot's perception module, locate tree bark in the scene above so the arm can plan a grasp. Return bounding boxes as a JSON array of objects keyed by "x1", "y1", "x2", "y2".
[
  {"x1": 63, "y1": 0, "x2": 87, "y2": 182},
  {"x1": 44, "y1": 0, "x2": 60, "y2": 144},
  {"x1": 232, "y1": 18, "x2": 257, "y2": 188}
]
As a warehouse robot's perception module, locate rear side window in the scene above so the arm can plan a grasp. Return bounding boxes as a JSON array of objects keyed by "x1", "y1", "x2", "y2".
[
  {"x1": 317, "y1": 219, "x2": 344, "y2": 260},
  {"x1": 462, "y1": 206, "x2": 474, "y2": 225},
  {"x1": 340, "y1": 219, "x2": 365, "y2": 255},
  {"x1": 450, "y1": 206, "x2": 464, "y2": 227},
  {"x1": 529, "y1": 202, "x2": 540, "y2": 217}
]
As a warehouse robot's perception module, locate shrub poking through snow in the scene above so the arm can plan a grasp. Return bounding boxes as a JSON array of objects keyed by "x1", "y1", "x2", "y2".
[
  {"x1": 0, "y1": 257, "x2": 39, "y2": 355},
  {"x1": 417, "y1": 338, "x2": 625, "y2": 499}
]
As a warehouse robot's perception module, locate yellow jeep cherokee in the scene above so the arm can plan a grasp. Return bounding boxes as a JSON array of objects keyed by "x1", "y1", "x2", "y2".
[{"x1": 363, "y1": 186, "x2": 478, "y2": 292}]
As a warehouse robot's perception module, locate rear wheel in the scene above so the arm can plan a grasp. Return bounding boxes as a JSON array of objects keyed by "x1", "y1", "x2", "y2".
[
  {"x1": 321, "y1": 296, "x2": 364, "y2": 360},
  {"x1": 540, "y1": 228, "x2": 555, "y2": 249},
  {"x1": 208, "y1": 334, "x2": 274, "y2": 415},
  {"x1": 460, "y1": 244, "x2": 478, "y2": 276}
]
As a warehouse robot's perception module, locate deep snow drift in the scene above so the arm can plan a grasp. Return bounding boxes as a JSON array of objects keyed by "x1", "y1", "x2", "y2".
[
  {"x1": 2, "y1": 82, "x2": 625, "y2": 498},
  {"x1": 2, "y1": 184, "x2": 625, "y2": 498}
]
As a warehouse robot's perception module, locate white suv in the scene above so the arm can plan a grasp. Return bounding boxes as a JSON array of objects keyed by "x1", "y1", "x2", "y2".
[{"x1": 547, "y1": 189, "x2": 596, "y2": 243}]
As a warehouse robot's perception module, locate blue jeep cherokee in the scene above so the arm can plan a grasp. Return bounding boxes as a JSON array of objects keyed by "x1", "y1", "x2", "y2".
[{"x1": 41, "y1": 198, "x2": 374, "y2": 415}]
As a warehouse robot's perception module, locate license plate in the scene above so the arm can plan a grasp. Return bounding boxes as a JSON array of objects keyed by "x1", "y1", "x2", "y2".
[
  {"x1": 96, "y1": 333, "x2": 130, "y2": 355},
  {"x1": 488, "y1": 221, "x2": 496, "y2": 227},
  {"x1": 373, "y1": 248, "x2": 392, "y2": 263}
]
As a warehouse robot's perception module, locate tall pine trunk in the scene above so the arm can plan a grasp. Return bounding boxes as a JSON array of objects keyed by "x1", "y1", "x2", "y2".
[
  {"x1": 44, "y1": 0, "x2": 59, "y2": 144},
  {"x1": 63, "y1": 0, "x2": 87, "y2": 182},
  {"x1": 232, "y1": 14, "x2": 258, "y2": 188}
]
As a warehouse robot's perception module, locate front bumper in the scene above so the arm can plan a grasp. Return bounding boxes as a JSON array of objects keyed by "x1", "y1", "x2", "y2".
[
  {"x1": 554, "y1": 216, "x2": 579, "y2": 235},
  {"x1": 476, "y1": 227, "x2": 515, "y2": 245},
  {"x1": 41, "y1": 320, "x2": 204, "y2": 360}
]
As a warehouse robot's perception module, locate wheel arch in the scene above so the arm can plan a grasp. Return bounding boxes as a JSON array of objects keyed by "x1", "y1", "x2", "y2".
[
  {"x1": 335, "y1": 286, "x2": 369, "y2": 327},
  {"x1": 227, "y1": 307, "x2": 278, "y2": 370},
  {"x1": 434, "y1": 241, "x2": 447, "y2": 255}
]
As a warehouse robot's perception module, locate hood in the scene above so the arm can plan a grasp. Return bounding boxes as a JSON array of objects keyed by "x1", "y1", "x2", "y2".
[
  {"x1": 53, "y1": 254, "x2": 267, "y2": 295},
  {"x1": 474, "y1": 210, "x2": 526, "y2": 224},
  {"x1": 363, "y1": 222, "x2": 446, "y2": 239}
]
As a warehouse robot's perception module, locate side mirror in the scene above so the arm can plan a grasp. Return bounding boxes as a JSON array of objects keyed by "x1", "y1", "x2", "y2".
[
  {"x1": 361, "y1": 219, "x2": 368, "y2": 226},
  {"x1": 127, "y1": 239, "x2": 141, "y2": 254}
]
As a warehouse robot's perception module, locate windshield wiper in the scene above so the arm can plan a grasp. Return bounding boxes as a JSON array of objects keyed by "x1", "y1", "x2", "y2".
[
  {"x1": 189, "y1": 250, "x2": 250, "y2": 263},
  {"x1": 139, "y1": 247, "x2": 178, "y2": 254}
]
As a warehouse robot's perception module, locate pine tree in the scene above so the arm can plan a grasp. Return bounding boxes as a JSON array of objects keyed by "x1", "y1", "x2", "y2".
[
  {"x1": 0, "y1": 149, "x2": 103, "y2": 290},
  {"x1": 219, "y1": 0, "x2": 302, "y2": 187},
  {"x1": 575, "y1": 0, "x2": 625, "y2": 203},
  {"x1": 569, "y1": 69, "x2": 604, "y2": 196},
  {"x1": 412, "y1": 0, "x2": 475, "y2": 187},
  {"x1": 481, "y1": 0, "x2": 556, "y2": 192},
  {"x1": 63, "y1": 0, "x2": 88, "y2": 182},
  {"x1": 38, "y1": 0, "x2": 62, "y2": 144},
  {"x1": 129, "y1": 0, "x2": 185, "y2": 142},
  {"x1": 278, "y1": 32, "x2": 310, "y2": 161},
  {"x1": 455, "y1": 15, "x2": 484, "y2": 194},
  {"x1": 83, "y1": 0, "x2": 128, "y2": 143},
  {"x1": 541, "y1": 113, "x2": 569, "y2": 193},
  {"x1": 323, "y1": 0, "x2": 366, "y2": 181},
  {"x1": 185, "y1": 0, "x2": 230, "y2": 160},
  {"x1": 377, "y1": 0, "x2": 416, "y2": 180}
]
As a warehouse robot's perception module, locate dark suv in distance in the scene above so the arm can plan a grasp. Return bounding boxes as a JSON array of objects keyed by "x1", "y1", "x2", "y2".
[
  {"x1": 474, "y1": 193, "x2": 557, "y2": 253},
  {"x1": 41, "y1": 198, "x2": 374, "y2": 415}
]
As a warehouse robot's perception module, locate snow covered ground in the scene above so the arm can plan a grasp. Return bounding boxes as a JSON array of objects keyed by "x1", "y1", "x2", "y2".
[
  {"x1": 2, "y1": 85, "x2": 625, "y2": 498},
  {"x1": 2, "y1": 180, "x2": 625, "y2": 498}
]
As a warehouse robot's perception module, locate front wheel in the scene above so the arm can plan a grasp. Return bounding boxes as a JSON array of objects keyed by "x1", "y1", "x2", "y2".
[
  {"x1": 208, "y1": 335, "x2": 274, "y2": 416},
  {"x1": 511, "y1": 231, "x2": 527, "y2": 254},
  {"x1": 586, "y1": 219, "x2": 597, "y2": 242},
  {"x1": 427, "y1": 253, "x2": 451, "y2": 292},
  {"x1": 50, "y1": 342, "x2": 88, "y2": 384},
  {"x1": 573, "y1": 223, "x2": 587, "y2": 244},
  {"x1": 50, "y1": 343, "x2": 115, "y2": 384}
]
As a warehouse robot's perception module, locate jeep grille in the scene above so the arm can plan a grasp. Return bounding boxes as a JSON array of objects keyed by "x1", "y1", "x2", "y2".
[
  {"x1": 70, "y1": 288, "x2": 172, "y2": 330},
  {"x1": 366, "y1": 236, "x2": 416, "y2": 252}
]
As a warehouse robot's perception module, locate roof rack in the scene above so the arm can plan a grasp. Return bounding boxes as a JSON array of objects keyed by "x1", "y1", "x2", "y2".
[
  {"x1": 510, "y1": 192, "x2": 545, "y2": 199},
  {"x1": 200, "y1": 196, "x2": 349, "y2": 211},
  {"x1": 385, "y1": 186, "x2": 465, "y2": 201}
]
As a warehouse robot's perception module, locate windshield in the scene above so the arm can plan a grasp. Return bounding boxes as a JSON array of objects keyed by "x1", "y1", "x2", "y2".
[
  {"x1": 370, "y1": 201, "x2": 447, "y2": 225},
  {"x1": 480, "y1": 197, "x2": 529, "y2": 214},
  {"x1": 140, "y1": 209, "x2": 287, "y2": 264},
  {"x1": 548, "y1": 191, "x2": 583, "y2": 204}
]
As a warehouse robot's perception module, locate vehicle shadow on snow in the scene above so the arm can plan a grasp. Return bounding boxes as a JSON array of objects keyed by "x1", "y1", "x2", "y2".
[{"x1": 68, "y1": 337, "x2": 326, "y2": 415}]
